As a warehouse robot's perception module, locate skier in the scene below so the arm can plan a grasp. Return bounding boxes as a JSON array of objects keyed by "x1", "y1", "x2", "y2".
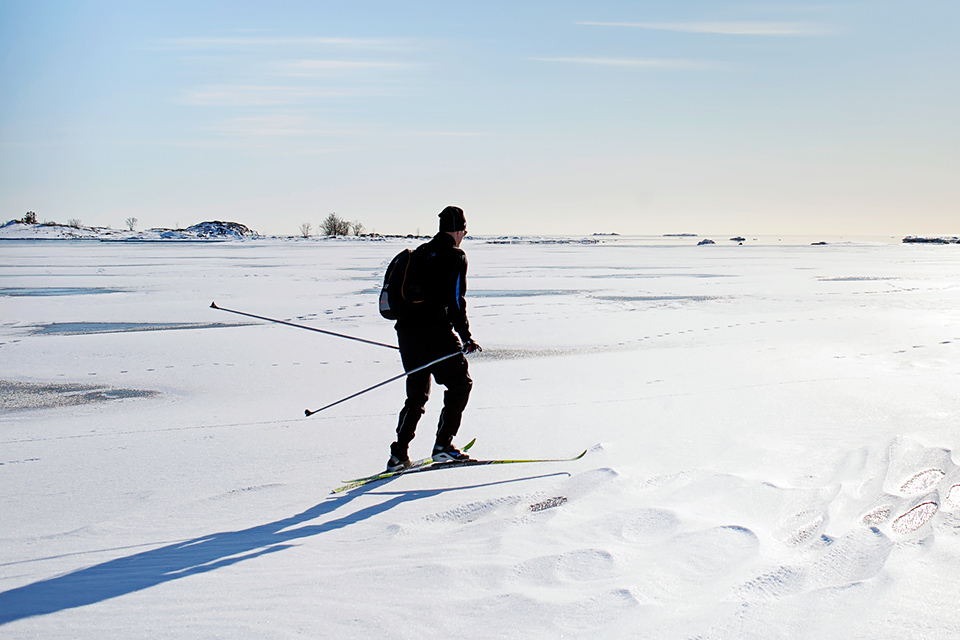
[{"x1": 387, "y1": 206, "x2": 482, "y2": 471}]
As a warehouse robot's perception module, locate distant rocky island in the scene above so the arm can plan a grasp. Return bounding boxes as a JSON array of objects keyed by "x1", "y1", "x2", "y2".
[
  {"x1": 1, "y1": 219, "x2": 444, "y2": 242},
  {"x1": 0, "y1": 219, "x2": 258, "y2": 241},
  {"x1": 0, "y1": 220, "x2": 606, "y2": 244},
  {"x1": 902, "y1": 236, "x2": 960, "y2": 244}
]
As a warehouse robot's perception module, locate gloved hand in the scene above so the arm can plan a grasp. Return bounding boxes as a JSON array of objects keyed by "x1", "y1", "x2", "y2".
[{"x1": 462, "y1": 340, "x2": 482, "y2": 354}]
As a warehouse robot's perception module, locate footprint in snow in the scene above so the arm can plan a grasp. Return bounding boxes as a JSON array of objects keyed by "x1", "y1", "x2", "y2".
[
  {"x1": 514, "y1": 548, "x2": 617, "y2": 585},
  {"x1": 775, "y1": 507, "x2": 829, "y2": 547},
  {"x1": 656, "y1": 525, "x2": 759, "y2": 582},
  {"x1": 548, "y1": 467, "x2": 619, "y2": 502},
  {"x1": 579, "y1": 507, "x2": 681, "y2": 543},
  {"x1": 556, "y1": 588, "x2": 642, "y2": 630},
  {"x1": 423, "y1": 496, "x2": 523, "y2": 526},
  {"x1": 734, "y1": 526, "x2": 892, "y2": 602}
]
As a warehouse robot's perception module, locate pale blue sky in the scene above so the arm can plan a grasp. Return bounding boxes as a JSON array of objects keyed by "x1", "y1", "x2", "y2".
[{"x1": 1, "y1": 1, "x2": 957, "y2": 236}]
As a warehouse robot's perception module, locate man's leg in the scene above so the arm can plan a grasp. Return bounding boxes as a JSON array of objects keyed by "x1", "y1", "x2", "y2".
[
  {"x1": 433, "y1": 354, "x2": 472, "y2": 449},
  {"x1": 392, "y1": 371, "x2": 430, "y2": 460},
  {"x1": 392, "y1": 325, "x2": 430, "y2": 462}
]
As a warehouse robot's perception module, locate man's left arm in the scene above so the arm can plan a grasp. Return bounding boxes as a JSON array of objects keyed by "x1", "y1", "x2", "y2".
[{"x1": 450, "y1": 252, "x2": 480, "y2": 352}]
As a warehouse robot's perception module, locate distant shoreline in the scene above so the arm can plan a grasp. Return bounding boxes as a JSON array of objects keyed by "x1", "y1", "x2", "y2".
[{"x1": 2, "y1": 221, "x2": 955, "y2": 246}]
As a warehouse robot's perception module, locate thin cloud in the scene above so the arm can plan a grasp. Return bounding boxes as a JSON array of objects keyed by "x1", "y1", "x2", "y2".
[
  {"x1": 392, "y1": 130, "x2": 485, "y2": 137},
  {"x1": 577, "y1": 21, "x2": 838, "y2": 36},
  {"x1": 208, "y1": 114, "x2": 360, "y2": 137},
  {"x1": 533, "y1": 57, "x2": 726, "y2": 70},
  {"x1": 157, "y1": 36, "x2": 416, "y2": 51},
  {"x1": 284, "y1": 59, "x2": 412, "y2": 76},
  {"x1": 176, "y1": 85, "x2": 382, "y2": 107},
  {"x1": 206, "y1": 114, "x2": 483, "y2": 139}
]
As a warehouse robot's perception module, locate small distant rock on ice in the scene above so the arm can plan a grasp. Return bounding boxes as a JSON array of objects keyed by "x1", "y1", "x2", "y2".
[{"x1": 697, "y1": 239, "x2": 716, "y2": 246}]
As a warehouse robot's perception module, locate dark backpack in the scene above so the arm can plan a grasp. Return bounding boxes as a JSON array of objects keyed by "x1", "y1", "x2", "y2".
[{"x1": 379, "y1": 248, "x2": 426, "y2": 320}]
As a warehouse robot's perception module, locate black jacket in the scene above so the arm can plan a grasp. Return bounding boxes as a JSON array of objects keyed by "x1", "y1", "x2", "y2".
[{"x1": 398, "y1": 232, "x2": 472, "y2": 343}]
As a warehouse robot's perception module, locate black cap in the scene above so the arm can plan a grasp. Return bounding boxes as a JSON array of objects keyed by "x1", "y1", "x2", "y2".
[{"x1": 438, "y1": 206, "x2": 467, "y2": 232}]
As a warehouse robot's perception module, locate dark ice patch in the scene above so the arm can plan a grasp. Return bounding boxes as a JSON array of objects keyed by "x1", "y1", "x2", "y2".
[
  {"x1": 0, "y1": 380, "x2": 160, "y2": 412},
  {"x1": 592, "y1": 295, "x2": 722, "y2": 303},
  {"x1": 585, "y1": 273, "x2": 731, "y2": 279},
  {"x1": 32, "y1": 322, "x2": 248, "y2": 336},
  {"x1": 0, "y1": 287, "x2": 123, "y2": 297},
  {"x1": 818, "y1": 276, "x2": 897, "y2": 282},
  {"x1": 469, "y1": 289, "x2": 583, "y2": 298},
  {"x1": 473, "y1": 347, "x2": 591, "y2": 360}
]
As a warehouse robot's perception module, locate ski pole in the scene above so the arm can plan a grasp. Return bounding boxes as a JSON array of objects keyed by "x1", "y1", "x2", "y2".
[
  {"x1": 210, "y1": 302, "x2": 399, "y2": 350},
  {"x1": 304, "y1": 350, "x2": 463, "y2": 417}
]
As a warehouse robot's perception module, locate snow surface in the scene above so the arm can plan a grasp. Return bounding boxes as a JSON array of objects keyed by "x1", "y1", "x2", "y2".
[{"x1": 2, "y1": 236, "x2": 960, "y2": 639}]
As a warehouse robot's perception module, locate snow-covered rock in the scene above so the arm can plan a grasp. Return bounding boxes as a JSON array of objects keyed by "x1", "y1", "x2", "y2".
[
  {"x1": 0, "y1": 221, "x2": 130, "y2": 240},
  {"x1": 182, "y1": 221, "x2": 258, "y2": 238}
]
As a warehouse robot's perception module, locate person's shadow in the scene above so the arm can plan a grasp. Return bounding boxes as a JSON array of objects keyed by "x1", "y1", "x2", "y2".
[{"x1": 0, "y1": 473, "x2": 565, "y2": 625}]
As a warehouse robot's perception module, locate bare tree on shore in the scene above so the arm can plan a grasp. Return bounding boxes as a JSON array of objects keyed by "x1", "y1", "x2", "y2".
[{"x1": 320, "y1": 213, "x2": 351, "y2": 236}]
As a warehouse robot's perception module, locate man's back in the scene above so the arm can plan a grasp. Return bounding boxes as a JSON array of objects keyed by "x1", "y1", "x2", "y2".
[{"x1": 401, "y1": 232, "x2": 470, "y2": 339}]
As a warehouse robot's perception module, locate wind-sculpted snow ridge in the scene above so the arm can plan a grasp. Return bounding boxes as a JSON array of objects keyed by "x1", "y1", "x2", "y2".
[
  {"x1": 381, "y1": 467, "x2": 770, "y2": 637},
  {"x1": 678, "y1": 437, "x2": 960, "y2": 638},
  {"x1": 370, "y1": 438, "x2": 960, "y2": 638}
]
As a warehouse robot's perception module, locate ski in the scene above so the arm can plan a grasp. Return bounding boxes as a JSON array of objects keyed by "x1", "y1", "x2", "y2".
[
  {"x1": 332, "y1": 447, "x2": 587, "y2": 494},
  {"x1": 339, "y1": 438, "x2": 477, "y2": 485}
]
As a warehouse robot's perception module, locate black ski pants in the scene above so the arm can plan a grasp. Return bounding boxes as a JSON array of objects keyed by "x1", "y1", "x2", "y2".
[{"x1": 392, "y1": 322, "x2": 472, "y2": 456}]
